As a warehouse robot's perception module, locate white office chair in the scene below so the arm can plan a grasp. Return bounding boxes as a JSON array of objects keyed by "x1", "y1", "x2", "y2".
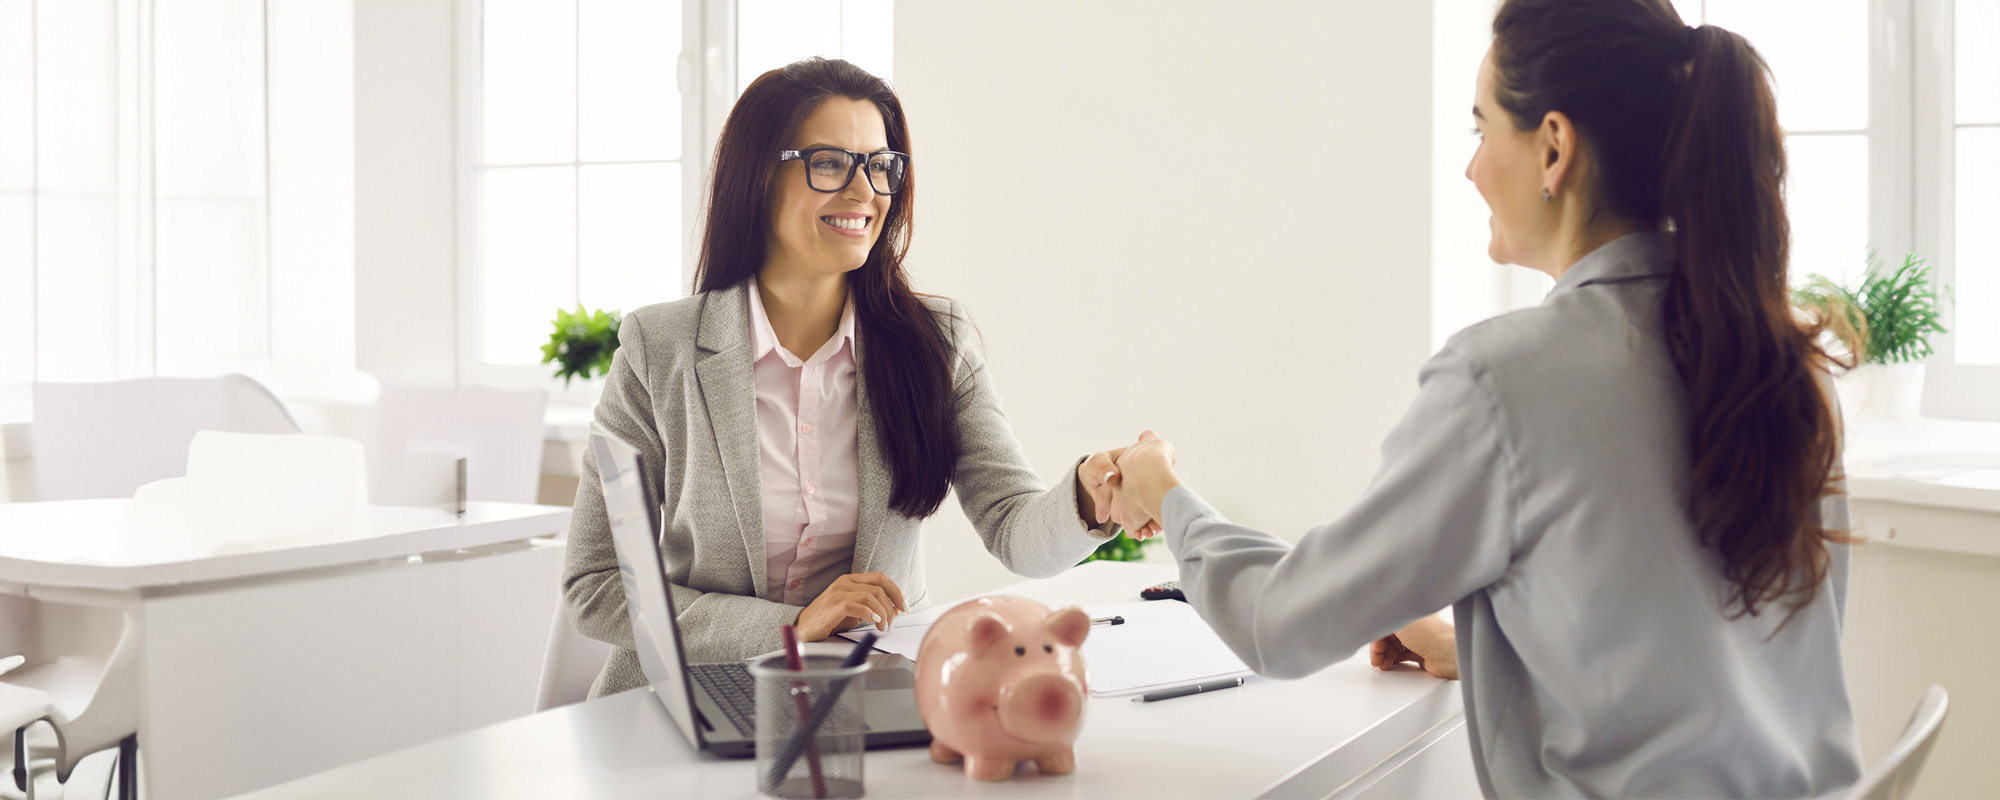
[
  {"x1": 372, "y1": 385, "x2": 548, "y2": 506},
  {"x1": 1841, "y1": 684, "x2": 1949, "y2": 800},
  {"x1": 534, "y1": 601, "x2": 613, "y2": 712},
  {"x1": 5, "y1": 612, "x2": 142, "y2": 800},
  {"x1": 30, "y1": 375, "x2": 300, "y2": 501}
]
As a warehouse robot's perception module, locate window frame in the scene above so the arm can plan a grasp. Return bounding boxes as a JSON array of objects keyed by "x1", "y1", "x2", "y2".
[
  {"x1": 1915, "y1": 0, "x2": 2000, "y2": 419},
  {"x1": 453, "y1": 0, "x2": 723, "y2": 406}
]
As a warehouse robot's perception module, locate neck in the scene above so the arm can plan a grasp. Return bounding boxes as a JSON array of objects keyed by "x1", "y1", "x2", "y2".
[
  {"x1": 1540, "y1": 214, "x2": 1648, "y2": 281},
  {"x1": 755, "y1": 266, "x2": 849, "y2": 356}
]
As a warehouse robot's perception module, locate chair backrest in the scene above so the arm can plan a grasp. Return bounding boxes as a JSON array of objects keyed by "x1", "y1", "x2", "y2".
[
  {"x1": 534, "y1": 601, "x2": 612, "y2": 712},
  {"x1": 1841, "y1": 684, "x2": 1949, "y2": 800},
  {"x1": 30, "y1": 375, "x2": 299, "y2": 501},
  {"x1": 373, "y1": 385, "x2": 547, "y2": 505}
]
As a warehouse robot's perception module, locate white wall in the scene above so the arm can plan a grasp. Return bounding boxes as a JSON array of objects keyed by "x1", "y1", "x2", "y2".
[{"x1": 893, "y1": 1, "x2": 1434, "y2": 602}]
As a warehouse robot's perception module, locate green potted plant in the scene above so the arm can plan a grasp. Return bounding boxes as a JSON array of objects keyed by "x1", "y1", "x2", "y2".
[
  {"x1": 1077, "y1": 529, "x2": 1159, "y2": 565},
  {"x1": 540, "y1": 306, "x2": 623, "y2": 387},
  {"x1": 1793, "y1": 252, "x2": 1949, "y2": 419}
]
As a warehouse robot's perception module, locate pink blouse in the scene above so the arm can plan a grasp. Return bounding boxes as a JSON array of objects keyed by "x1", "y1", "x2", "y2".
[{"x1": 747, "y1": 280, "x2": 861, "y2": 606}]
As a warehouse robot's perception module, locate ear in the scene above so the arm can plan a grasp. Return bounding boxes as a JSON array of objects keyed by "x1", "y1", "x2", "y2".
[
  {"x1": 968, "y1": 613, "x2": 1013, "y2": 653},
  {"x1": 1046, "y1": 606, "x2": 1090, "y2": 649},
  {"x1": 1538, "y1": 110, "x2": 1579, "y2": 198}
]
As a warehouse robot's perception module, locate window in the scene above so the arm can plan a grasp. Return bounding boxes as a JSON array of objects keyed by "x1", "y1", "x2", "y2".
[
  {"x1": 462, "y1": 0, "x2": 892, "y2": 401},
  {"x1": 1954, "y1": 0, "x2": 1998, "y2": 365},
  {"x1": 0, "y1": 0, "x2": 354, "y2": 386},
  {"x1": 1927, "y1": 0, "x2": 2000, "y2": 417}
]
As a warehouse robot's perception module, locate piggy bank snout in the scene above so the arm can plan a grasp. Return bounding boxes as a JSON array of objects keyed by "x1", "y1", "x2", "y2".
[{"x1": 997, "y1": 672, "x2": 1083, "y2": 742}]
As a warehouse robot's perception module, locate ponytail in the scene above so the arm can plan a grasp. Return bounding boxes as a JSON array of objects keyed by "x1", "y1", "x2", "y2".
[
  {"x1": 1658, "y1": 26, "x2": 1848, "y2": 622},
  {"x1": 1491, "y1": 1, "x2": 1849, "y2": 623}
]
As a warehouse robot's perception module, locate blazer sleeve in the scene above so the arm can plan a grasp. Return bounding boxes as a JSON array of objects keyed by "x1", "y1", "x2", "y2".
[
  {"x1": 1161, "y1": 344, "x2": 1518, "y2": 679},
  {"x1": 561, "y1": 312, "x2": 800, "y2": 661},
  {"x1": 939, "y1": 300, "x2": 1109, "y2": 577}
]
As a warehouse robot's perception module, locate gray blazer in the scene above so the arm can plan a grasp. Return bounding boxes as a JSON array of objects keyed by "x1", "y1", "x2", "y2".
[
  {"x1": 564, "y1": 280, "x2": 1109, "y2": 698},
  {"x1": 1161, "y1": 233, "x2": 1862, "y2": 798}
]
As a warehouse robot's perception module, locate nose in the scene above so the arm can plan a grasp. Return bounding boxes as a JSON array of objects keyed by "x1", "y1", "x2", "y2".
[
  {"x1": 838, "y1": 161, "x2": 875, "y2": 204},
  {"x1": 997, "y1": 673, "x2": 1083, "y2": 743}
]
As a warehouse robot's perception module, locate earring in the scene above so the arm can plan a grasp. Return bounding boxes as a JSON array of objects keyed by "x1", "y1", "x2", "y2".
[{"x1": 1542, "y1": 187, "x2": 1552, "y2": 202}]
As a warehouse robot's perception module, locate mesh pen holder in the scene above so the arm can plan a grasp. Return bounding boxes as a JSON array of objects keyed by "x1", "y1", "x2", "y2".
[{"x1": 749, "y1": 654, "x2": 870, "y2": 800}]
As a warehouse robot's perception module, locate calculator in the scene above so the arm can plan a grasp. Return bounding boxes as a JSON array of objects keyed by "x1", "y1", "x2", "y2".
[{"x1": 1140, "y1": 580, "x2": 1185, "y2": 601}]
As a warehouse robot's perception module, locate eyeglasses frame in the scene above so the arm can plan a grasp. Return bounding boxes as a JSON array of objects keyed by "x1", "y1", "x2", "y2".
[{"x1": 777, "y1": 147, "x2": 912, "y2": 195}]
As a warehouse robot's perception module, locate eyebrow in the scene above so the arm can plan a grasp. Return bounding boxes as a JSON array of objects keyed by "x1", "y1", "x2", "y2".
[{"x1": 1471, "y1": 105, "x2": 1485, "y2": 120}]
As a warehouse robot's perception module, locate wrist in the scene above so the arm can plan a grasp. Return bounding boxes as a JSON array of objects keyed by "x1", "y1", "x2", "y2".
[{"x1": 1139, "y1": 474, "x2": 1183, "y2": 527}]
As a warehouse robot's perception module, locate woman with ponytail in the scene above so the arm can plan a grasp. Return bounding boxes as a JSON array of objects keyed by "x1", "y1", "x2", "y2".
[
  {"x1": 562, "y1": 58, "x2": 1134, "y2": 699},
  {"x1": 1106, "y1": 1, "x2": 1862, "y2": 795}
]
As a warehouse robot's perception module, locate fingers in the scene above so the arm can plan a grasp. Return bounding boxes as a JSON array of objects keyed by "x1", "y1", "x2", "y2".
[
  {"x1": 1372, "y1": 635, "x2": 1416, "y2": 671},
  {"x1": 1079, "y1": 451, "x2": 1119, "y2": 524},
  {"x1": 844, "y1": 571, "x2": 907, "y2": 612},
  {"x1": 842, "y1": 596, "x2": 890, "y2": 629}
]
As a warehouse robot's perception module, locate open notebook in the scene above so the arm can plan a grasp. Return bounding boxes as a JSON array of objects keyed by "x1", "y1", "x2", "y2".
[{"x1": 840, "y1": 599, "x2": 1251, "y2": 696}]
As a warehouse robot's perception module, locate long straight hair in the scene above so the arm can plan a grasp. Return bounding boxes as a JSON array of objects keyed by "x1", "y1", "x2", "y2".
[
  {"x1": 692, "y1": 57, "x2": 957, "y2": 518},
  {"x1": 1491, "y1": 0, "x2": 1849, "y2": 621}
]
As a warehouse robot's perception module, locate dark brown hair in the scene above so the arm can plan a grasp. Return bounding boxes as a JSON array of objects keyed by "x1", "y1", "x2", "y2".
[
  {"x1": 1491, "y1": 0, "x2": 1849, "y2": 620},
  {"x1": 693, "y1": 57, "x2": 957, "y2": 518}
]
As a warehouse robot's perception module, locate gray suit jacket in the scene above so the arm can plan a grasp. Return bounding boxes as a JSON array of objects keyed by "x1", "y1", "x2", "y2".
[
  {"x1": 1161, "y1": 233, "x2": 1861, "y2": 798},
  {"x1": 564, "y1": 280, "x2": 1109, "y2": 698}
]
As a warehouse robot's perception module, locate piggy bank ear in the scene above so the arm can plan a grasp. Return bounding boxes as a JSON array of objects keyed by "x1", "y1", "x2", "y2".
[
  {"x1": 968, "y1": 613, "x2": 1013, "y2": 653},
  {"x1": 1047, "y1": 606, "x2": 1090, "y2": 648}
]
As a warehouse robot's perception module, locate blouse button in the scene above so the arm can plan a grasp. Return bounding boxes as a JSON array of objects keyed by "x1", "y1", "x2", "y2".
[
  {"x1": 805, "y1": 484, "x2": 817, "y2": 495},
  {"x1": 801, "y1": 423, "x2": 815, "y2": 435},
  {"x1": 802, "y1": 537, "x2": 814, "y2": 548},
  {"x1": 788, "y1": 578, "x2": 803, "y2": 590}
]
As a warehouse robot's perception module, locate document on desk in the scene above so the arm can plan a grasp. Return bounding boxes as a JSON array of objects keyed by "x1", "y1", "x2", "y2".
[
  {"x1": 839, "y1": 599, "x2": 1251, "y2": 697},
  {"x1": 1077, "y1": 600, "x2": 1251, "y2": 696}
]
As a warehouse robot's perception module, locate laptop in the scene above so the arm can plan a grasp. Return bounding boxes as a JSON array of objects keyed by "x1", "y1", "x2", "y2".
[{"x1": 590, "y1": 421, "x2": 932, "y2": 757}]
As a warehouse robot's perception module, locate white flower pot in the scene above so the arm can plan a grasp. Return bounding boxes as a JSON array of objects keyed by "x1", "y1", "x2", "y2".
[{"x1": 1835, "y1": 362, "x2": 1926, "y2": 420}]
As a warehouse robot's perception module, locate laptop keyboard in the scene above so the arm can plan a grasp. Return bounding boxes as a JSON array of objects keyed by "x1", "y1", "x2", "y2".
[{"x1": 687, "y1": 662, "x2": 760, "y2": 734}]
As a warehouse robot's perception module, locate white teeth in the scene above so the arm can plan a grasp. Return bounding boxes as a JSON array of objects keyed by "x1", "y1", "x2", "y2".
[{"x1": 822, "y1": 216, "x2": 868, "y2": 231}]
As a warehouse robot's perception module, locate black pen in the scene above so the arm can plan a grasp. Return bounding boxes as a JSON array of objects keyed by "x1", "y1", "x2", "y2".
[
  {"x1": 1134, "y1": 676, "x2": 1245, "y2": 702},
  {"x1": 1090, "y1": 615, "x2": 1124, "y2": 626}
]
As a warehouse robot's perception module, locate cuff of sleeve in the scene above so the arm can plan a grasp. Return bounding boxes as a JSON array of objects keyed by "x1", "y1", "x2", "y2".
[{"x1": 1162, "y1": 484, "x2": 1218, "y2": 553}]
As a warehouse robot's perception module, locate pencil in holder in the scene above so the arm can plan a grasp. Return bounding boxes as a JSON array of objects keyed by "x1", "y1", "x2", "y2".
[{"x1": 749, "y1": 654, "x2": 869, "y2": 799}]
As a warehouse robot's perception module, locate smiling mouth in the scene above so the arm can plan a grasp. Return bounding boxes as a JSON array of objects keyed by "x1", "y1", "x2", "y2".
[{"x1": 820, "y1": 215, "x2": 872, "y2": 232}]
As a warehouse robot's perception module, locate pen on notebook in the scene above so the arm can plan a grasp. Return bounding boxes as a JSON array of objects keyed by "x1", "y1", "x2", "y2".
[
  {"x1": 1090, "y1": 615, "x2": 1124, "y2": 626},
  {"x1": 1134, "y1": 676, "x2": 1245, "y2": 703}
]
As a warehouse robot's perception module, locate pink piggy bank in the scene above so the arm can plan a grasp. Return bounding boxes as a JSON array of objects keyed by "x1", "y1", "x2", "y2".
[{"x1": 914, "y1": 596, "x2": 1091, "y2": 781}]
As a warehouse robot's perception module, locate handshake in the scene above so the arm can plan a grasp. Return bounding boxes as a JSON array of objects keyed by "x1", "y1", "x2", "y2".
[{"x1": 1074, "y1": 430, "x2": 1186, "y2": 542}]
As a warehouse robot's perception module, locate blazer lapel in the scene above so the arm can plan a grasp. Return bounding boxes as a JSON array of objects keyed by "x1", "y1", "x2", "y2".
[
  {"x1": 692, "y1": 282, "x2": 769, "y2": 598},
  {"x1": 851, "y1": 329, "x2": 893, "y2": 576}
]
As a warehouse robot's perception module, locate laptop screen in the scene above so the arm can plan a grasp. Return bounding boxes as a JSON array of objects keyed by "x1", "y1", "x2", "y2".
[{"x1": 590, "y1": 422, "x2": 704, "y2": 748}]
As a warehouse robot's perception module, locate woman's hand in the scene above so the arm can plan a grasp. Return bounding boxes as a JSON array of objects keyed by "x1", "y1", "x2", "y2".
[
  {"x1": 1075, "y1": 446, "x2": 1128, "y2": 532},
  {"x1": 1109, "y1": 431, "x2": 1180, "y2": 539},
  {"x1": 794, "y1": 572, "x2": 907, "y2": 642},
  {"x1": 1369, "y1": 614, "x2": 1458, "y2": 680}
]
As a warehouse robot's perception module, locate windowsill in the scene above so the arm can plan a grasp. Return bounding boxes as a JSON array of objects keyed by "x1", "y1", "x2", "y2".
[{"x1": 1844, "y1": 415, "x2": 2000, "y2": 516}]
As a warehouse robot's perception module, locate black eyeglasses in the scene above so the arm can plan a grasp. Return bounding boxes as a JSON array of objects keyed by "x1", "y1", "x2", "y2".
[{"x1": 778, "y1": 148, "x2": 910, "y2": 195}]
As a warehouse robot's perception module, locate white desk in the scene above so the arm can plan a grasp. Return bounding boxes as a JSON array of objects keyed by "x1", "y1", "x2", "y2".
[
  {"x1": 245, "y1": 562, "x2": 1481, "y2": 800},
  {"x1": 0, "y1": 499, "x2": 574, "y2": 800}
]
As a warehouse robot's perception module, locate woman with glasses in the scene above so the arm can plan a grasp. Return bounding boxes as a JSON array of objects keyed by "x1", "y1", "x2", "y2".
[
  {"x1": 561, "y1": 57, "x2": 1134, "y2": 700},
  {"x1": 1104, "y1": 0, "x2": 1863, "y2": 796}
]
